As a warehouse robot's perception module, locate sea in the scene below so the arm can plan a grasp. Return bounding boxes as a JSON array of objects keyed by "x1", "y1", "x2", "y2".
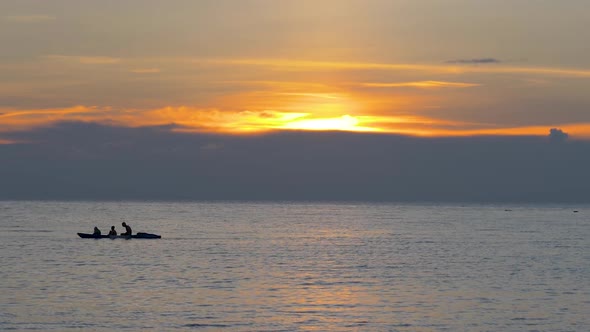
[{"x1": 0, "y1": 201, "x2": 588, "y2": 331}]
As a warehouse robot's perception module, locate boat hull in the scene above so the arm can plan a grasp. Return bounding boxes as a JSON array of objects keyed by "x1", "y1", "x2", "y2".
[{"x1": 77, "y1": 232, "x2": 161, "y2": 239}]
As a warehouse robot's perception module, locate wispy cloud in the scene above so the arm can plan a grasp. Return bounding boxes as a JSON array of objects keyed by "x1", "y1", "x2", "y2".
[
  {"x1": 0, "y1": 106, "x2": 98, "y2": 132},
  {"x1": 359, "y1": 81, "x2": 480, "y2": 89},
  {"x1": 130, "y1": 68, "x2": 161, "y2": 74},
  {"x1": 446, "y1": 58, "x2": 501, "y2": 64},
  {"x1": 193, "y1": 57, "x2": 590, "y2": 77},
  {"x1": 0, "y1": 138, "x2": 19, "y2": 144},
  {"x1": 36, "y1": 55, "x2": 590, "y2": 78},
  {"x1": 277, "y1": 92, "x2": 342, "y2": 99},
  {"x1": 45, "y1": 55, "x2": 121, "y2": 64},
  {"x1": 3, "y1": 15, "x2": 56, "y2": 23},
  {"x1": 200, "y1": 58, "x2": 439, "y2": 72},
  {"x1": 217, "y1": 80, "x2": 330, "y2": 90}
]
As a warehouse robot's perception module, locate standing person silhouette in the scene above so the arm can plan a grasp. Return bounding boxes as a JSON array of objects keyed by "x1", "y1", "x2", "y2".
[{"x1": 121, "y1": 222, "x2": 132, "y2": 236}]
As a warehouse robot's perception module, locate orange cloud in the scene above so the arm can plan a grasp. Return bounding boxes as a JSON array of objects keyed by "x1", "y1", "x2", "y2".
[
  {"x1": 0, "y1": 106, "x2": 98, "y2": 131},
  {"x1": 358, "y1": 81, "x2": 480, "y2": 89},
  {"x1": 0, "y1": 138, "x2": 17, "y2": 144}
]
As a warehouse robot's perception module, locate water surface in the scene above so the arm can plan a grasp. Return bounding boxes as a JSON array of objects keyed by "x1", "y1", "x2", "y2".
[{"x1": 1, "y1": 201, "x2": 588, "y2": 331}]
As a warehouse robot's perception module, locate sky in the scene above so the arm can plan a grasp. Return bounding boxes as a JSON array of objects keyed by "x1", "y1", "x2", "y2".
[{"x1": 1, "y1": 0, "x2": 590, "y2": 202}]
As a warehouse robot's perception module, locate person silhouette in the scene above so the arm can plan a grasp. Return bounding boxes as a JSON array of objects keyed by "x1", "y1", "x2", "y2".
[{"x1": 121, "y1": 222, "x2": 132, "y2": 236}]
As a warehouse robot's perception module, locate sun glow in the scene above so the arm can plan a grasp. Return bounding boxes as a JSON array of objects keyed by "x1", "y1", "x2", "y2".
[
  {"x1": 280, "y1": 114, "x2": 377, "y2": 132},
  {"x1": 4, "y1": 78, "x2": 590, "y2": 139}
]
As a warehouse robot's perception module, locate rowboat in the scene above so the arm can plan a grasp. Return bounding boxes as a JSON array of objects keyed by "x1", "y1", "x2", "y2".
[{"x1": 77, "y1": 232, "x2": 161, "y2": 239}]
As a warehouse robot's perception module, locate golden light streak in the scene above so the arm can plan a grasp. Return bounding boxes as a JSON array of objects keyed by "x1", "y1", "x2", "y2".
[
  {"x1": 45, "y1": 55, "x2": 121, "y2": 64},
  {"x1": 277, "y1": 92, "x2": 342, "y2": 99},
  {"x1": 207, "y1": 90, "x2": 364, "y2": 120},
  {"x1": 217, "y1": 81, "x2": 330, "y2": 90},
  {"x1": 38, "y1": 54, "x2": 584, "y2": 78},
  {"x1": 197, "y1": 57, "x2": 590, "y2": 77},
  {"x1": 452, "y1": 124, "x2": 590, "y2": 139},
  {"x1": 359, "y1": 81, "x2": 480, "y2": 88},
  {"x1": 27, "y1": 55, "x2": 590, "y2": 81},
  {"x1": 382, "y1": 123, "x2": 590, "y2": 139},
  {"x1": 33, "y1": 55, "x2": 590, "y2": 78}
]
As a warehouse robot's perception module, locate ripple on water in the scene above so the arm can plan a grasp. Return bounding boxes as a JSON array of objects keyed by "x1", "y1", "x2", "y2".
[{"x1": 0, "y1": 201, "x2": 589, "y2": 331}]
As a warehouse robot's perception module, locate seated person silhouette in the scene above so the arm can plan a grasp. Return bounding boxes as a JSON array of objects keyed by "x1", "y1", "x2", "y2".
[{"x1": 121, "y1": 222, "x2": 132, "y2": 236}]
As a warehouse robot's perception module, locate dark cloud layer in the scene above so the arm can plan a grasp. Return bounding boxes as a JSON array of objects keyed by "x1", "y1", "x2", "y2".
[
  {"x1": 1, "y1": 122, "x2": 589, "y2": 203},
  {"x1": 446, "y1": 58, "x2": 501, "y2": 64}
]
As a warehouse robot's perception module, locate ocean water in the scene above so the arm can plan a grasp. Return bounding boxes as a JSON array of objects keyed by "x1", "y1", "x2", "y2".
[{"x1": 0, "y1": 201, "x2": 588, "y2": 331}]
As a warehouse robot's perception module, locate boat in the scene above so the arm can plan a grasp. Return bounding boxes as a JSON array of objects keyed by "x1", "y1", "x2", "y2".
[{"x1": 77, "y1": 232, "x2": 161, "y2": 239}]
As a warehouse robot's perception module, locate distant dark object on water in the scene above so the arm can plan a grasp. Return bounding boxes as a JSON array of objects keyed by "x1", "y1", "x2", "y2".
[
  {"x1": 504, "y1": 209, "x2": 512, "y2": 212},
  {"x1": 573, "y1": 210, "x2": 579, "y2": 213},
  {"x1": 77, "y1": 232, "x2": 161, "y2": 239}
]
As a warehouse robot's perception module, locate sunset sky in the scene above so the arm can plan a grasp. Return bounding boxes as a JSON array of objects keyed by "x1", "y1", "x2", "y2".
[
  {"x1": 2, "y1": 1, "x2": 590, "y2": 202},
  {"x1": 2, "y1": 0, "x2": 590, "y2": 140}
]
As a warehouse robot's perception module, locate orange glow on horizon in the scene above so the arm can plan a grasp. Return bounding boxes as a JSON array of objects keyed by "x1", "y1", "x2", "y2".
[
  {"x1": 2, "y1": 67, "x2": 590, "y2": 140},
  {"x1": 3, "y1": 105, "x2": 590, "y2": 140}
]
